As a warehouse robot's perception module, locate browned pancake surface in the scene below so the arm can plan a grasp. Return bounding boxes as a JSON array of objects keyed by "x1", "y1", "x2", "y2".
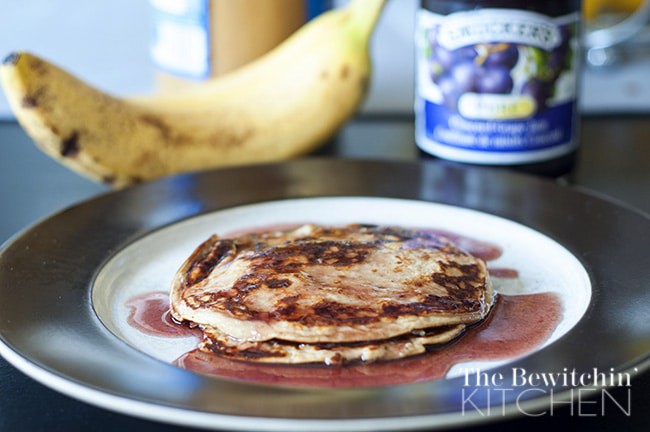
[
  {"x1": 200, "y1": 324, "x2": 466, "y2": 365},
  {"x1": 171, "y1": 224, "x2": 493, "y2": 343}
]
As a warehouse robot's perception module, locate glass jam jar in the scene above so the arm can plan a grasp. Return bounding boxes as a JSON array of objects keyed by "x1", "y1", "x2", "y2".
[{"x1": 415, "y1": 0, "x2": 582, "y2": 177}]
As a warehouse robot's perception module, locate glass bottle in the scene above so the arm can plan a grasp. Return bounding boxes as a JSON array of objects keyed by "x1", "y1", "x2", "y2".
[{"x1": 415, "y1": 0, "x2": 582, "y2": 177}]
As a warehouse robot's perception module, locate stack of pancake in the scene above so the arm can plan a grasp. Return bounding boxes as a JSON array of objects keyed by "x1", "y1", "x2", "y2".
[{"x1": 170, "y1": 224, "x2": 494, "y2": 365}]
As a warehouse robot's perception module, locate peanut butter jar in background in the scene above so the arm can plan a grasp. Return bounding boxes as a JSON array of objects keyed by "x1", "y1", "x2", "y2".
[{"x1": 150, "y1": 0, "x2": 330, "y2": 92}]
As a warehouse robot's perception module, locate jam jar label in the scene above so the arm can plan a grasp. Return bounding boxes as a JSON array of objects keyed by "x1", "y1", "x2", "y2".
[{"x1": 415, "y1": 9, "x2": 580, "y2": 164}]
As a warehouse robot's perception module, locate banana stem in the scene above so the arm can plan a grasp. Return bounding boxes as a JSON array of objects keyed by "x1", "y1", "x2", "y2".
[{"x1": 348, "y1": 0, "x2": 388, "y2": 45}]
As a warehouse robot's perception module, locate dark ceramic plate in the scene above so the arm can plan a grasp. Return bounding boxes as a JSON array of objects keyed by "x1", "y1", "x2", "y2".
[{"x1": 0, "y1": 159, "x2": 648, "y2": 431}]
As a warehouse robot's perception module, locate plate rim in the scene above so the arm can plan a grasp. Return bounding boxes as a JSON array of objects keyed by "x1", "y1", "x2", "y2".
[{"x1": 1, "y1": 158, "x2": 649, "y2": 430}]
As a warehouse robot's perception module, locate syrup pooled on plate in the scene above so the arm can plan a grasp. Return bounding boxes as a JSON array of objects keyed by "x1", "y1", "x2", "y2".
[
  {"x1": 125, "y1": 227, "x2": 562, "y2": 388},
  {"x1": 173, "y1": 292, "x2": 561, "y2": 387},
  {"x1": 126, "y1": 291, "x2": 201, "y2": 339}
]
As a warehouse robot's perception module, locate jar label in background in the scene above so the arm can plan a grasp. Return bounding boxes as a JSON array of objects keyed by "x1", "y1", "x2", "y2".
[
  {"x1": 415, "y1": 9, "x2": 580, "y2": 165},
  {"x1": 150, "y1": 0, "x2": 210, "y2": 79}
]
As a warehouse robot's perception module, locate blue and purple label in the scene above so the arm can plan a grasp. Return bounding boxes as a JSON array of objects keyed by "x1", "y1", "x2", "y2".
[{"x1": 415, "y1": 9, "x2": 580, "y2": 164}]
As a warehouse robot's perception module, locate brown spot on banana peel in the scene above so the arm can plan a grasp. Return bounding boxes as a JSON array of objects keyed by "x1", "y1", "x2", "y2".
[
  {"x1": 102, "y1": 175, "x2": 116, "y2": 185},
  {"x1": 139, "y1": 114, "x2": 195, "y2": 148},
  {"x1": 21, "y1": 87, "x2": 46, "y2": 108},
  {"x1": 340, "y1": 64, "x2": 350, "y2": 79},
  {"x1": 207, "y1": 128, "x2": 255, "y2": 150},
  {"x1": 139, "y1": 114, "x2": 172, "y2": 141},
  {"x1": 22, "y1": 96, "x2": 38, "y2": 108},
  {"x1": 18, "y1": 54, "x2": 49, "y2": 78},
  {"x1": 60, "y1": 131, "x2": 80, "y2": 157}
]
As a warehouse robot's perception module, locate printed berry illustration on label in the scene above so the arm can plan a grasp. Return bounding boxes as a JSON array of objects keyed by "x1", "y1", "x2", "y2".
[{"x1": 415, "y1": 9, "x2": 580, "y2": 164}]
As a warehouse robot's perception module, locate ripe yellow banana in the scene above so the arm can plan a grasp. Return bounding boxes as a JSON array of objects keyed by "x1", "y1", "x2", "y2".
[{"x1": 1, "y1": 0, "x2": 386, "y2": 187}]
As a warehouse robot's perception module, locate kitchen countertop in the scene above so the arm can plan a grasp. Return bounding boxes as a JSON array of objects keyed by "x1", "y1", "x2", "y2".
[{"x1": 0, "y1": 116, "x2": 649, "y2": 431}]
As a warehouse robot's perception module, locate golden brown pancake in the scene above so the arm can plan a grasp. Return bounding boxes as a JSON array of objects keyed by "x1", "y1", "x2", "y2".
[
  {"x1": 200, "y1": 324, "x2": 466, "y2": 365},
  {"x1": 170, "y1": 224, "x2": 494, "y2": 363}
]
